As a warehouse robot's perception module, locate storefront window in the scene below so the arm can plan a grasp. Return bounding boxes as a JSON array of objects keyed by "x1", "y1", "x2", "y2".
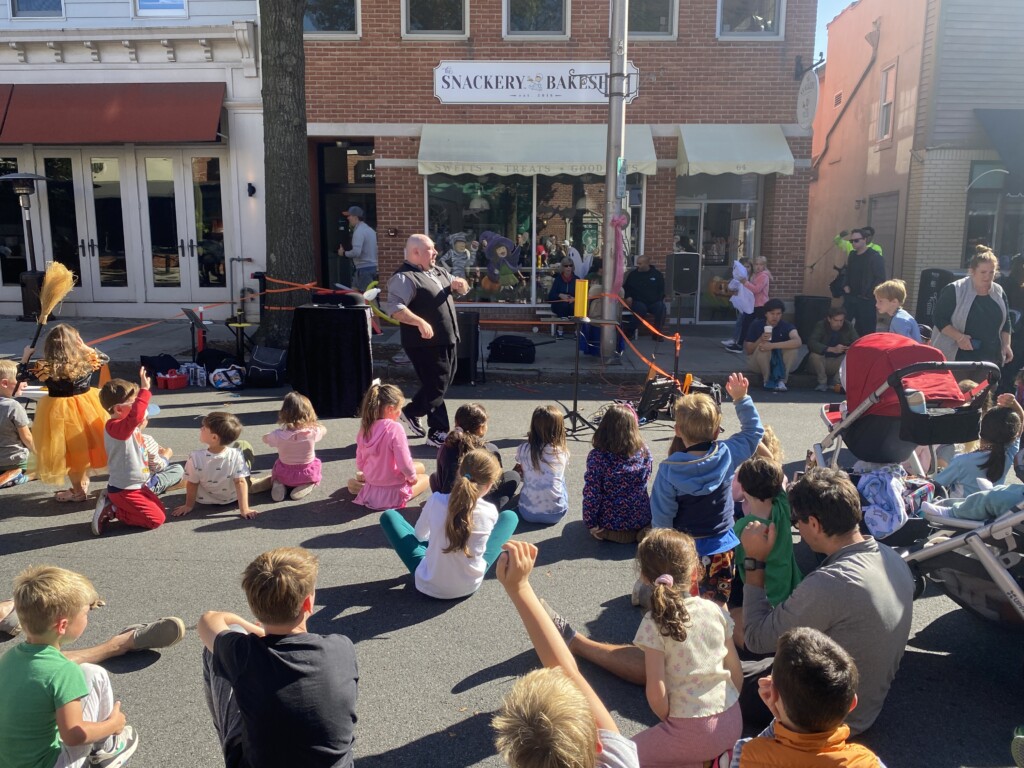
[
  {"x1": 964, "y1": 162, "x2": 1005, "y2": 266},
  {"x1": 426, "y1": 172, "x2": 643, "y2": 305},
  {"x1": 12, "y1": 0, "x2": 62, "y2": 17},
  {"x1": 506, "y1": 0, "x2": 566, "y2": 35},
  {"x1": 0, "y1": 159, "x2": 28, "y2": 286},
  {"x1": 305, "y1": 0, "x2": 357, "y2": 33}
]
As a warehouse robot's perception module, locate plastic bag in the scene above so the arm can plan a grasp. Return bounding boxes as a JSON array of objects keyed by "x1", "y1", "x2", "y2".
[{"x1": 209, "y1": 364, "x2": 245, "y2": 390}]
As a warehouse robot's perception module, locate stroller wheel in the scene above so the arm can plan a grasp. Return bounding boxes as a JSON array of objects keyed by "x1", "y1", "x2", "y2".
[{"x1": 913, "y1": 572, "x2": 928, "y2": 600}]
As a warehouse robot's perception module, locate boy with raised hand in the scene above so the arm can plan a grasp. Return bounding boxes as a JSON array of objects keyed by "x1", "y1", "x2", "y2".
[
  {"x1": 0, "y1": 566, "x2": 138, "y2": 768},
  {"x1": 493, "y1": 540, "x2": 639, "y2": 768},
  {"x1": 730, "y1": 627, "x2": 886, "y2": 767},
  {"x1": 198, "y1": 547, "x2": 358, "y2": 768}
]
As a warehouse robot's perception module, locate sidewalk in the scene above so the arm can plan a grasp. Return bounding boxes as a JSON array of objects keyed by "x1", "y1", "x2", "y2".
[{"x1": 0, "y1": 313, "x2": 801, "y2": 387}]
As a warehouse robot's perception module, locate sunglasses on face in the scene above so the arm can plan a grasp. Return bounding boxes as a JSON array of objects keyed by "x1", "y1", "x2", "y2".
[{"x1": 850, "y1": 237, "x2": 864, "y2": 243}]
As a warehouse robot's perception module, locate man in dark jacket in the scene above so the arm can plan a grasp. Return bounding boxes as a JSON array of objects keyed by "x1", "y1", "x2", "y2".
[
  {"x1": 385, "y1": 234, "x2": 470, "y2": 447},
  {"x1": 842, "y1": 229, "x2": 886, "y2": 334},
  {"x1": 623, "y1": 254, "x2": 668, "y2": 337},
  {"x1": 807, "y1": 306, "x2": 858, "y2": 392}
]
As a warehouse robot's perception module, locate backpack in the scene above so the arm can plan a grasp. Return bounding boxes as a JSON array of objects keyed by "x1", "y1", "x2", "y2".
[
  {"x1": 829, "y1": 265, "x2": 848, "y2": 298},
  {"x1": 246, "y1": 346, "x2": 288, "y2": 388},
  {"x1": 487, "y1": 335, "x2": 536, "y2": 364},
  {"x1": 140, "y1": 353, "x2": 180, "y2": 379},
  {"x1": 196, "y1": 348, "x2": 239, "y2": 374}
]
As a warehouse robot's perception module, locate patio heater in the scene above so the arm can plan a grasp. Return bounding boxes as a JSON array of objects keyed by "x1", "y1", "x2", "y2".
[{"x1": 0, "y1": 172, "x2": 48, "y2": 321}]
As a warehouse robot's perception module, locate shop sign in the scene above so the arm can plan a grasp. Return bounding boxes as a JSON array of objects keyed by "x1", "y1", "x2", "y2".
[{"x1": 434, "y1": 61, "x2": 640, "y2": 104}]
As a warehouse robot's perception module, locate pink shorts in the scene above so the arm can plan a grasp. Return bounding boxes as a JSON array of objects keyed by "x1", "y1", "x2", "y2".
[
  {"x1": 632, "y1": 701, "x2": 742, "y2": 768},
  {"x1": 272, "y1": 458, "x2": 322, "y2": 487}
]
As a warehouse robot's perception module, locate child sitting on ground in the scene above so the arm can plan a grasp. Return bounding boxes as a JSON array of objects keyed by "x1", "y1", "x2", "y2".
[
  {"x1": 631, "y1": 529, "x2": 743, "y2": 767},
  {"x1": 262, "y1": 392, "x2": 326, "y2": 502},
  {"x1": 380, "y1": 449, "x2": 519, "y2": 600},
  {"x1": 429, "y1": 402, "x2": 520, "y2": 510},
  {"x1": 0, "y1": 358, "x2": 34, "y2": 488},
  {"x1": 583, "y1": 404, "x2": 652, "y2": 543},
  {"x1": 933, "y1": 393, "x2": 1023, "y2": 497},
  {"x1": 172, "y1": 412, "x2": 269, "y2": 519},
  {"x1": 651, "y1": 372, "x2": 763, "y2": 604},
  {"x1": 197, "y1": 547, "x2": 358, "y2": 768},
  {"x1": 136, "y1": 405, "x2": 184, "y2": 497},
  {"x1": 515, "y1": 405, "x2": 570, "y2": 524},
  {"x1": 492, "y1": 540, "x2": 640, "y2": 768},
  {"x1": 92, "y1": 369, "x2": 171, "y2": 536},
  {"x1": 0, "y1": 565, "x2": 139, "y2": 767},
  {"x1": 348, "y1": 382, "x2": 431, "y2": 509},
  {"x1": 874, "y1": 279, "x2": 922, "y2": 342},
  {"x1": 730, "y1": 627, "x2": 886, "y2": 767}
]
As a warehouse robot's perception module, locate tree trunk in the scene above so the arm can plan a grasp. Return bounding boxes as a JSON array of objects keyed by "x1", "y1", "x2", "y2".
[{"x1": 258, "y1": 0, "x2": 314, "y2": 347}]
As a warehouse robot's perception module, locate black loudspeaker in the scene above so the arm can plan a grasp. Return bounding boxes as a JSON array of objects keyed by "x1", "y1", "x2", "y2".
[
  {"x1": 665, "y1": 252, "x2": 700, "y2": 295},
  {"x1": 795, "y1": 295, "x2": 833, "y2": 343},
  {"x1": 916, "y1": 268, "x2": 966, "y2": 326},
  {"x1": 454, "y1": 311, "x2": 480, "y2": 385}
]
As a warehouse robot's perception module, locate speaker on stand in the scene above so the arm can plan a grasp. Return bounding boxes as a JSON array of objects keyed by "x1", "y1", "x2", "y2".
[
  {"x1": 665, "y1": 252, "x2": 701, "y2": 325},
  {"x1": 453, "y1": 311, "x2": 482, "y2": 385}
]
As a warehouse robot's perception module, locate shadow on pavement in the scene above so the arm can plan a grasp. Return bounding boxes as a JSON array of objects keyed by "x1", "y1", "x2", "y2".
[{"x1": 355, "y1": 711, "x2": 496, "y2": 768}]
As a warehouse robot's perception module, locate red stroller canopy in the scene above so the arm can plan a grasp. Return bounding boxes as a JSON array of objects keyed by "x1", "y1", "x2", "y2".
[{"x1": 845, "y1": 333, "x2": 967, "y2": 417}]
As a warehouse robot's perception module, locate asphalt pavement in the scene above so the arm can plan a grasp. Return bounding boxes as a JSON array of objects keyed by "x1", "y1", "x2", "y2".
[{"x1": 0, "y1": 315, "x2": 1020, "y2": 767}]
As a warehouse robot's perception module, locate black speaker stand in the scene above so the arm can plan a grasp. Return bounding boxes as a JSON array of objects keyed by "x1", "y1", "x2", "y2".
[{"x1": 561, "y1": 317, "x2": 597, "y2": 438}]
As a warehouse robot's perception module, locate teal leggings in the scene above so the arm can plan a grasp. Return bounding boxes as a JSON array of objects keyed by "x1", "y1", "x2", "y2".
[{"x1": 379, "y1": 508, "x2": 519, "y2": 575}]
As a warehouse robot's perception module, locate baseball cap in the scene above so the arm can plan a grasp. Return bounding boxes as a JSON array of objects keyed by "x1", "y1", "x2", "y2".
[{"x1": 344, "y1": 206, "x2": 364, "y2": 218}]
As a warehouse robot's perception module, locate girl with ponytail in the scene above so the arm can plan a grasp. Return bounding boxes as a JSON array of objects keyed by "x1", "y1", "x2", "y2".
[
  {"x1": 379, "y1": 449, "x2": 518, "y2": 599},
  {"x1": 631, "y1": 529, "x2": 743, "y2": 768}
]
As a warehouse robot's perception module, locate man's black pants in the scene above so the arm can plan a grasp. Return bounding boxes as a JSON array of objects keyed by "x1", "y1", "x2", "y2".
[{"x1": 404, "y1": 343, "x2": 457, "y2": 434}]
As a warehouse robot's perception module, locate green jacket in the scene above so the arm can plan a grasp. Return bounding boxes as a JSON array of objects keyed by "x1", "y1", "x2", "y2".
[
  {"x1": 734, "y1": 491, "x2": 803, "y2": 606},
  {"x1": 807, "y1": 318, "x2": 859, "y2": 356}
]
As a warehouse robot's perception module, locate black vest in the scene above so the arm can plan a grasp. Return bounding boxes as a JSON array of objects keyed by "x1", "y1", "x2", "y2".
[{"x1": 395, "y1": 262, "x2": 460, "y2": 349}]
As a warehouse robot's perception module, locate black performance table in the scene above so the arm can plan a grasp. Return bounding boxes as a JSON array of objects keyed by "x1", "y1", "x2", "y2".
[{"x1": 287, "y1": 303, "x2": 374, "y2": 418}]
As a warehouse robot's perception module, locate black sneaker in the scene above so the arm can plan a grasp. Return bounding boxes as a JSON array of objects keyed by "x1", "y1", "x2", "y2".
[
  {"x1": 89, "y1": 725, "x2": 139, "y2": 767},
  {"x1": 399, "y1": 408, "x2": 426, "y2": 439},
  {"x1": 426, "y1": 430, "x2": 448, "y2": 448},
  {"x1": 539, "y1": 598, "x2": 577, "y2": 646}
]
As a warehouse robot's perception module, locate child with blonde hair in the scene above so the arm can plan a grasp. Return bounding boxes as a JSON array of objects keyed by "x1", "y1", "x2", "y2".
[
  {"x1": 651, "y1": 373, "x2": 763, "y2": 604},
  {"x1": 0, "y1": 566, "x2": 139, "y2": 767},
  {"x1": 874, "y1": 279, "x2": 922, "y2": 342},
  {"x1": 349, "y1": 382, "x2": 430, "y2": 509},
  {"x1": 380, "y1": 449, "x2": 518, "y2": 599},
  {"x1": 0, "y1": 357, "x2": 34, "y2": 487},
  {"x1": 515, "y1": 405, "x2": 570, "y2": 524},
  {"x1": 583, "y1": 404, "x2": 652, "y2": 543},
  {"x1": 263, "y1": 392, "x2": 326, "y2": 502},
  {"x1": 632, "y1": 529, "x2": 742, "y2": 767},
  {"x1": 25, "y1": 324, "x2": 109, "y2": 502}
]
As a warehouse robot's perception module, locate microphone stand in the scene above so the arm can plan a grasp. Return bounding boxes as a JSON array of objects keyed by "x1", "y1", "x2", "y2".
[{"x1": 562, "y1": 316, "x2": 597, "y2": 438}]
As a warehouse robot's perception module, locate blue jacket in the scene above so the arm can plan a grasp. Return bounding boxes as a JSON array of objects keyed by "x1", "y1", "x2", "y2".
[{"x1": 651, "y1": 395, "x2": 764, "y2": 556}]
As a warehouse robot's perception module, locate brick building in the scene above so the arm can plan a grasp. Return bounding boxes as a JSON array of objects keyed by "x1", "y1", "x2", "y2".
[{"x1": 304, "y1": 0, "x2": 815, "y2": 323}]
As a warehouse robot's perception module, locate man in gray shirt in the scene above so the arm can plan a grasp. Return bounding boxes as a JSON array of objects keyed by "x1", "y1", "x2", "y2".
[
  {"x1": 338, "y1": 206, "x2": 378, "y2": 292},
  {"x1": 739, "y1": 467, "x2": 914, "y2": 734}
]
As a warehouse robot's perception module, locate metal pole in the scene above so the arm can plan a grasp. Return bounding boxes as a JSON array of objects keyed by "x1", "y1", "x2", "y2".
[
  {"x1": 601, "y1": 0, "x2": 629, "y2": 358},
  {"x1": 21, "y1": 200, "x2": 37, "y2": 272}
]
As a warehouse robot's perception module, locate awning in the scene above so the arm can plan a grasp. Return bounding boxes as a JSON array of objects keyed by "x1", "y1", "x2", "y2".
[
  {"x1": 0, "y1": 83, "x2": 225, "y2": 144},
  {"x1": 417, "y1": 124, "x2": 658, "y2": 176},
  {"x1": 676, "y1": 124, "x2": 794, "y2": 176},
  {"x1": 975, "y1": 109, "x2": 1024, "y2": 196}
]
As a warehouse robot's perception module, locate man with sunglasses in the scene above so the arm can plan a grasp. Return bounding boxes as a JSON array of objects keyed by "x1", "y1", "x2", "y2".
[
  {"x1": 739, "y1": 467, "x2": 913, "y2": 735},
  {"x1": 839, "y1": 228, "x2": 887, "y2": 334}
]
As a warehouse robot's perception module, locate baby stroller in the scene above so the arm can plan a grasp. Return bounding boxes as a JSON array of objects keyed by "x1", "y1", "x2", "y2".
[{"x1": 812, "y1": 333, "x2": 999, "y2": 473}]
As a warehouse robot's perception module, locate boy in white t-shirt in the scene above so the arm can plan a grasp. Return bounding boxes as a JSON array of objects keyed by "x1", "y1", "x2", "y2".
[{"x1": 171, "y1": 412, "x2": 270, "y2": 519}]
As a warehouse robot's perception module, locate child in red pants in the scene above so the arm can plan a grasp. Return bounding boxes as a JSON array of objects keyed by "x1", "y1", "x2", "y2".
[{"x1": 92, "y1": 367, "x2": 167, "y2": 536}]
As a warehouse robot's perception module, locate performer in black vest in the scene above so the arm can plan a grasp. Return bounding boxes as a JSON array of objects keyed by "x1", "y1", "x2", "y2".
[{"x1": 385, "y1": 234, "x2": 471, "y2": 447}]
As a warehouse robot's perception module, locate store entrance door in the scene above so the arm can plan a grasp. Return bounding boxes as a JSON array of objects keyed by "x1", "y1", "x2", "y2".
[{"x1": 317, "y1": 141, "x2": 376, "y2": 290}]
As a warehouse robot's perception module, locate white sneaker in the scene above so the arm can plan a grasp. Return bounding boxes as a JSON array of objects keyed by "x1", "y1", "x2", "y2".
[
  {"x1": 290, "y1": 483, "x2": 315, "y2": 500},
  {"x1": 90, "y1": 725, "x2": 139, "y2": 767},
  {"x1": 814, "y1": 383, "x2": 829, "y2": 392},
  {"x1": 775, "y1": 381, "x2": 788, "y2": 392},
  {"x1": 271, "y1": 481, "x2": 286, "y2": 502}
]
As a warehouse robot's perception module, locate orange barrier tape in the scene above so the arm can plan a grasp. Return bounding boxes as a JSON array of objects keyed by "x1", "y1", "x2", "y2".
[{"x1": 613, "y1": 326, "x2": 684, "y2": 389}]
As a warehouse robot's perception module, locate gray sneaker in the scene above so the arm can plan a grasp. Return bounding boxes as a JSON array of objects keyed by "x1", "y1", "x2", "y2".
[
  {"x1": 89, "y1": 725, "x2": 139, "y2": 767},
  {"x1": 271, "y1": 480, "x2": 286, "y2": 502},
  {"x1": 426, "y1": 430, "x2": 448, "y2": 448},
  {"x1": 119, "y1": 617, "x2": 186, "y2": 651},
  {"x1": 399, "y1": 408, "x2": 426, "y2": 439},
  {"x1": 538, "y1": 598, "x2": 576, "y2": 646},
  {"x1": 91, "y1": 491, "x2": 117, "y2": 537}
]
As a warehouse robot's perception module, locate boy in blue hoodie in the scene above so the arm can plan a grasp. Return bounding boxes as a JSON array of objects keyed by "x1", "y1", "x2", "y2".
[{"x1": 651, "y1": 372, "x2": 763, "y2": 604}]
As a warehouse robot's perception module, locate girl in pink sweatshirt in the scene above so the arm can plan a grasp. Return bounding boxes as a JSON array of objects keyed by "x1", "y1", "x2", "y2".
[
  {"x1": 349, "y1": 382, "x2": 431, "y2": 510},
  {"x1": 262, "y1": 392, "x2": 326, "y2": 502}
]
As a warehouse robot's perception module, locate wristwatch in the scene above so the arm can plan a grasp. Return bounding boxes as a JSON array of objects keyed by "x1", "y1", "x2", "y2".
[{"x1": 743, "y1": 557, "x2": 766, "y2": 572}]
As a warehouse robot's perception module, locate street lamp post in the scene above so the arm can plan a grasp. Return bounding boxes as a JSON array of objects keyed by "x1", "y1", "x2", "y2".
[{"x1": 0, "y1": 172, "x2": 48, "y2": 321}]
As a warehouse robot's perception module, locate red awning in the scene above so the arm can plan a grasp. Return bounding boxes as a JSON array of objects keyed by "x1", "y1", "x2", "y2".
[{"x1": 0, "y1": 82, "x2": 225, "y2": 144}]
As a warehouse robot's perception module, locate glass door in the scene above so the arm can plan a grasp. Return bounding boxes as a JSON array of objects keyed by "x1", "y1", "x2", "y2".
[
  {"x1": 34, "y1": 151, "x2": 137, "y2": 303},
  {"x1": 673, "y1": 204, "x2": 702, "y2": 322},
  {"x1": 0, "y1": 153, "x2": 32, "y2": 301},
  {"x1": 138, "y1": 151, "x2": 230, "y2": 304}
]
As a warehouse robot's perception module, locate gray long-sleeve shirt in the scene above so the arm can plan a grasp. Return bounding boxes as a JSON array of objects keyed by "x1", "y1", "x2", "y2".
[
  {"x1": 742, "y1": 537, "x2": 914, "y2": 734},
  {"x1": 345, "y1": 221, "x2": 378, "y2": 270}
]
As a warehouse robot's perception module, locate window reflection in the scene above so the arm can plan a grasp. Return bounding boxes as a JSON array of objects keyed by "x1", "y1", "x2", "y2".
[
  {"x1": 0, "y1": 159, "x2": 28, "y2": 286},
  {"x1": 192, "y1": 158, "x2": 226, "y2": 288},
  {"x1": 145, "y1": 157, "x2": 181, "y2": 288},
  {"x1": 91, "y1": 158, "x2": 129, "y2": 288}
]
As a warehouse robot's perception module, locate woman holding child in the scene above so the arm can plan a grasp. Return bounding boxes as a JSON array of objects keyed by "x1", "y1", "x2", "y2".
[{"x1": 933, "y1": 246, "x2": 1012, "y2": 367}]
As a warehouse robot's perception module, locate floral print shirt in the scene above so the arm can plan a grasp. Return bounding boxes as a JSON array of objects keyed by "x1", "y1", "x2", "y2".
[{"x1": 582, "y1": 446, "x2": 653, "y2": 531}]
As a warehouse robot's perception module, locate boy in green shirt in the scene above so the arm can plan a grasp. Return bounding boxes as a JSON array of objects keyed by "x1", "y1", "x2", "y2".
[{"x1": 0, "y1": 566, "x2": 138, "y2": 768}]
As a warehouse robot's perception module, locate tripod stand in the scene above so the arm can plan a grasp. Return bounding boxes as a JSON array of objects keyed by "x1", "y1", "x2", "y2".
[{"x1": 561, "y1": 317, "x2": 603, "y2": 438}]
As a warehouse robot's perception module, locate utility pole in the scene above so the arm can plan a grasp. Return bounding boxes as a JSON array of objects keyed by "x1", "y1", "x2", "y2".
[{"x1": 601, "y1": 0, "x2": 629, "y2": 358}]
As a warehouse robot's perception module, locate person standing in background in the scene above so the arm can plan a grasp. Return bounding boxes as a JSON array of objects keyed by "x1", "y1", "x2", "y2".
[{"x1": 339, "y1": 206, "x2": 378, "y2": 292}]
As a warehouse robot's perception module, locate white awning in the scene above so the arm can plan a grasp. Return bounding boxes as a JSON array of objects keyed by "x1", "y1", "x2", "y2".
[
  {"x1": 676, "y1": 124, "x2": 795, "y2": 176},
  {"x1": 417, "y1": 124, "x2": 658, "y2": 176}
]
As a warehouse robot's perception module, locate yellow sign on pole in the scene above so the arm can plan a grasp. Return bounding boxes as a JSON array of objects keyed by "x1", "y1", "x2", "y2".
[{"x1": 574, "y1": 279, "x2": 589, "y2": 318}]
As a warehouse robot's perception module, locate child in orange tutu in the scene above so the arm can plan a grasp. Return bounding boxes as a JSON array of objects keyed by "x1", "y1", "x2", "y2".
[{"x1": 24, "y1": 324, "x2": 109, "y2": 502}]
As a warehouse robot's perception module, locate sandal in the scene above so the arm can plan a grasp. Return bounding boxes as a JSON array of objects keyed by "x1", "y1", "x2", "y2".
[{"x1": 55, "y1": 489, "x2": 89, "y2": 503}]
